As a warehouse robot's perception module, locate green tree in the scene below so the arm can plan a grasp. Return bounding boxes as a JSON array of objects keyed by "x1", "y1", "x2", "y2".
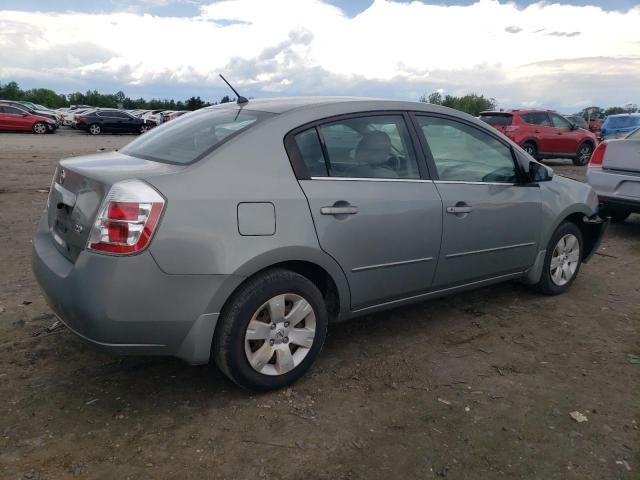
[
  {"x1": 0, "y1": 81, "x2": 22, "y2": 100},
  {"x1": 421, "y1": 92, "x2": 496, "y2": 116},
  {"x1": 603, "y1": 107, "x2": 627, "y2": 116},
  {"x1": 219, "y1": 95, "x2": 232, "y2": 104},
  {"x1": 420, "y1": 91, "x2": 443, "y2": 105},
  {"x1": 185, "y1": 96, "x2": 205, "y2": 110}
]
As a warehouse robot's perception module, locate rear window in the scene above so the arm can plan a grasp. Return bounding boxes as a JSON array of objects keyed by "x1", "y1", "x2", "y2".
[
  {"x1": 120, "y1": 108, "x2": 273, "y2": 164},
  {"x1": 479, "y1": 114, "x2": 513, "y2": 126},
  {"x1": 603, "y1": 116, "x2": 640, "y2": 129}
]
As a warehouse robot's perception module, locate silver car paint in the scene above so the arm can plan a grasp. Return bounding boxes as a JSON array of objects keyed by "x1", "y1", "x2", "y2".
[
  {"x1": 587, "y1": 138, "x2": 640, "y2": 211},
  {"x1": 33, "y1": 98, "x2": 601, "y2": 365}
]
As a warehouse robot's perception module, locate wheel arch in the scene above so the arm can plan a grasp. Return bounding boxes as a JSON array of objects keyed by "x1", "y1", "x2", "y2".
[
  {"x1": 556, "y1": 210, "x2": 603, "y2": 261},
  {"x1": 208, "y1": 247, "x2": 351, "y2": 323}
]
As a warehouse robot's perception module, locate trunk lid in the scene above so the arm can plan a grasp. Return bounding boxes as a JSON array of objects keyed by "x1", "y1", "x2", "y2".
[
  {"x1": 602, "y1": 139, "x2": 640, "y2": 173},
  {"x1": 47, "y1": 151, "x2": 184, "y2": 262}
]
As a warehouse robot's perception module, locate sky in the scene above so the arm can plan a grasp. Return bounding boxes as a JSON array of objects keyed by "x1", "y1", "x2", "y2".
[{"x1": 0, "y1": 0, "x2": 639, "y2": 112}]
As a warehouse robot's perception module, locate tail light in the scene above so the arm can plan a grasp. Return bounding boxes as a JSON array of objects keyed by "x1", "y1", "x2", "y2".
[
  {"x1": 589, "y1": 142, "x2": 607, "y2": 167},
  {"x1": 88, "y1": 180, "x2": 165, "y2": 255},
  {"x1": 76, "y1": 116, "x2": 87, "y2": 122}
]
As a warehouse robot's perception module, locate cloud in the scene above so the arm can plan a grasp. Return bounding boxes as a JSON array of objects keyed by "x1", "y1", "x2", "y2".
[{"x1": 0, "y1": 0, "x2": 639, "y2": 110}]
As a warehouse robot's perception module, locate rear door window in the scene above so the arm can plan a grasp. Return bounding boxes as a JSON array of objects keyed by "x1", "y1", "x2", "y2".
[
  {"x1": 521, "y1": 112, "x2": 552, "y2": 126},
  {"x1": 318, "y1": 115, "x2": 420, "y2": 179},
  {"x1": 121, "y1": 108, "x2": 273, "y2": 164}
]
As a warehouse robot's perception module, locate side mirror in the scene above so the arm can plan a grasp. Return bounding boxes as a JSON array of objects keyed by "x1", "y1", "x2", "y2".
[
  {"x1": 529, "y1": 161, "x2": 553, "y2": 182},
  {"x1": 570, "y1": 123, "x2": 579, "y2": 131}
]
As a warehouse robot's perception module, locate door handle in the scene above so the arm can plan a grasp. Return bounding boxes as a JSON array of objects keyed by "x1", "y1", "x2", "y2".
[
  {"x1": 446, "y1": 206, "x2": 472, "y2": 214},
  {"x1": 320, "y1": 206, "x2": 358, "y2": 215},
  {"x1": 534, "y1": 130, "x2": 541, "y2": 134}
]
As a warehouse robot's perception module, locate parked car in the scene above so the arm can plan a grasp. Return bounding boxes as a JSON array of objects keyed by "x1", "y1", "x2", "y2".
[
  {"x1": 75, "y1": 109, "x2": 150, "y2": 135},
  {"x1": 0, "y1": 100, "x2": 60, "y2": 126},
  {"x1": 600, "y1": 114, "x2": 640, "y2": 140},
  {"x1": 587, "y1": 127, "x2": 640, "y2": 222},
  {"x1": 567, "y1": 115, "x2": 588, "y2": 130},
  {"x1": 480, "y1": 109, "x2": 598, "y2": 165},
  {"x1": 69, "y1": 108, "x2": 96, "y2": 128},
  {"x1": 33, "y1": 98, "x2": 607, "y2": 391},
  {"x1": 0, "y1": 103, "x2": 57, "y2": 133},
  {"x1": 139, "y1": 110, "x2": 166, "y2": 126}
]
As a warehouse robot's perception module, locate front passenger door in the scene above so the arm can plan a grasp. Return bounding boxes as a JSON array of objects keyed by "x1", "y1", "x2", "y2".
[{"x1": 414, "y1": 115, "x2": 541, "y2": 288}]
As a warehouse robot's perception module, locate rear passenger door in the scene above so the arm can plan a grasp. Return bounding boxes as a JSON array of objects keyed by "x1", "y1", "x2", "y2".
[
  {"x1": 413, "y1": 115, "x2": 541, "y2": 288},
  {"x1": 287, "y1": 113, "x2": 443, "y2": 310},
  {"x1": 521, "y1": 112, "x2": 555, "y2": 154}
]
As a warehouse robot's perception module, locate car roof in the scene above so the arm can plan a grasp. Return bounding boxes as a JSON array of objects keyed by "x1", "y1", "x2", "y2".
[
  {"x1": 480, "y1": 109, "x2": 556, "y2": 115},
  {"x1": 206, "y1": 96, "x2": 482, "y2": 119},
  {"x1": 606, "y1": 113, "x2": 640, "y2": 118}
]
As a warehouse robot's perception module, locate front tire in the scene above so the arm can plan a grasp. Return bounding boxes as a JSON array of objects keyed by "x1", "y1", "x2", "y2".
[
  {"x1": 88, "y1": 123, "x2": 101, "y2": 135},
  {"x1": 573, "y1": 142, "x2": 593, "y2": 166},
  {"x1": 534, "y1": 222, "x2": 583, "y2": 295},
  {"x1": 213, "y1": 269, "x2": 328, "y2": 392},
  {"x1": 32, "y1": 122, "x2": 47, "y2": 134}
]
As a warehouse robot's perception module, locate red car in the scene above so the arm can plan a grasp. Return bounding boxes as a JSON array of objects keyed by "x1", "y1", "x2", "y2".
[
  {"x1": 480, "y1": 110, "x2": 598, "y2": 166},
  {"x1": 0, "y1": 103, "x2": 57, "y2": 134}
]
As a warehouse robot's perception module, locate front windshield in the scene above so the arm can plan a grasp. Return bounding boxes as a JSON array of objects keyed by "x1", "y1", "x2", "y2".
[{"x1": 120, "y1": 107, "x2": 274, "y2": 164}]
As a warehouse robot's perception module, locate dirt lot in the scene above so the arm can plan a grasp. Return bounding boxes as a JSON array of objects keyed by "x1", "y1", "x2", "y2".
[{"x1": 0, "y1": 129, "x2": 638, "y2": 480}]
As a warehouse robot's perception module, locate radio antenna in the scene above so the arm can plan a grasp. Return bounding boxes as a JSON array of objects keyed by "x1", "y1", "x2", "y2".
[{"x1": 219, "y1": 74, "x2": 248, "y2": 105}]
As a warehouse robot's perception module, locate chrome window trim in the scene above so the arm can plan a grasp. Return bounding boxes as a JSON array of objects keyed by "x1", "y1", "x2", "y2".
[
  {"x1": 445, "y1": 242, "x2": 537, "y2": 259},
  {"x1": 309, "y1": 176, "x2": 433, "y2": 183},
  {"x1": 434, "y1": 180, "x2": 519, "y2": 186},
  {"x1": 352, "y1": 256, "x2": 434, "y2": 273}
]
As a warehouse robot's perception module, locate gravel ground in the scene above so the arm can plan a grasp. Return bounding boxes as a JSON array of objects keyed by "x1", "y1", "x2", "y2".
[{"x1": 0, "y1": 129, "x2": 638, "y2": 480}]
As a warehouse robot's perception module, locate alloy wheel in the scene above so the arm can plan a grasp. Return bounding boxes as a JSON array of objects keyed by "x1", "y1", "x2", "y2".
[
  {"x1": 550, "y1": 234, "x2": 580, "y2": 286},
  {"x1": 578, "y1": 144, "x2": 593, "y2": 164},
  {"x1": 89, "y1": 124, "x2": 101, "y2": 135},
  {"x1": 244, "y1": 293, "x2": 316, "y2": 376},
  {"x1": 33, "y1": 123, "x2": 47, "y2": 134}
]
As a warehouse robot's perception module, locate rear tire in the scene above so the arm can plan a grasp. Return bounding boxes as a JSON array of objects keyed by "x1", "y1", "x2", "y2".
[
  {"x1": 213, "y1": 269, "x2": 328, "y2": 392},
  {"x1": 533, "y1": 222, "x2": 583, "y2": 296},
  {"x1": 88, "y1": 123, "x2": 101, "y2": 135},
  {"x1": 573, "y1": 142, "x2": 593, "y2": 166},
  {"x1": 522, "y1": 142, "x2": 537, "y2": 159},
  {"x1": 32, "y1": 122, "x2": 47, "y2": 134}
]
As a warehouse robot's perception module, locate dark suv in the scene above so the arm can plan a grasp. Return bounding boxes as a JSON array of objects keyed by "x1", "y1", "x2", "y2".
[
  {"x1": 75, "y1": 109, "x2": 150, "y2": 135},
  {"x1": 480, "y1": 110, "x2": 598, "y2": 165}
]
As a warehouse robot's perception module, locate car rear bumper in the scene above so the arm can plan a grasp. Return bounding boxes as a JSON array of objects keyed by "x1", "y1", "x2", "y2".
[
  {"x1": 587, "y1": 167, "x2": 640, "y2": 212},
  {"x1": 32, "y1": 213, "x2": 242, "y2": 364}
]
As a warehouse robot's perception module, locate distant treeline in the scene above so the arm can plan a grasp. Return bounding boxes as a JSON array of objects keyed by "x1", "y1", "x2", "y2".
[
  {"x1": 0, "y1": 81, "x2": 233, "y2": 110},
  {"x1": 420, "y1": 91, "x2": 638, "y2": 118}
]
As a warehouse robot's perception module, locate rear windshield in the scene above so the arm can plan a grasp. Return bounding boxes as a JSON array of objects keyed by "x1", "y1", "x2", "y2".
[
  {"x1": 603, "y1": 116, "x2": 640, "y2": 129},
  {"x1": 479, "y1": 114, "x2": 513, "y2": 126},
  {"x1": 121, "y1": 108, "x2": 274, "y2": 164}
]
